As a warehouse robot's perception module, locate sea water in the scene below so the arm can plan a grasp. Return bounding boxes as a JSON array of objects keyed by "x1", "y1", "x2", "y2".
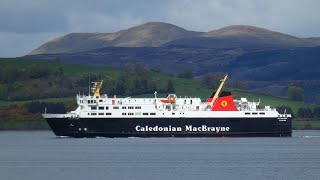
[{"x1": 0, "y1": 130, "x2": 319, "y2": 180}]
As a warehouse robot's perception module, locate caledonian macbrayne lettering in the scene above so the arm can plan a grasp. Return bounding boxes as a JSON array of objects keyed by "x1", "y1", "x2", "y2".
[
  {"x1": 135, "y1": 125, "x2": 230, "y2": 133},
  {"x1": 43, "y1": 75, "x2": 292, "y2": 137}
]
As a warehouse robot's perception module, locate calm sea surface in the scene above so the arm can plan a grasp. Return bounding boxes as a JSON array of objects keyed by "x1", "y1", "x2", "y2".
[{"x1": 0, "y1": 130, "x2": 319, "y2": 180}]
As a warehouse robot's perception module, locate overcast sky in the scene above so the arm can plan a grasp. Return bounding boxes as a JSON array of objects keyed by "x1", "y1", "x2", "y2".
[{"x1": 1, "y1": 0, "x2": 319, "y2": 57}]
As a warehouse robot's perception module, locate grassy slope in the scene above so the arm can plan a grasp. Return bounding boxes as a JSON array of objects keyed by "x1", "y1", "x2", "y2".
[
  {"x1": 0, "y1": 57, "x2": 319, "y2": 112},
  {"x1": 0, "y1": 57, "x2": 319, "y2": 129}
]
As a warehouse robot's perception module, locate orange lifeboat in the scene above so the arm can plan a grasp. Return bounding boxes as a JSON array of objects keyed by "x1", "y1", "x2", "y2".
[
  {"x1": 160, "y1": 94, "x2": 177, "y2": 103},
  {"x1": 160, "y1": 99, "x2": 176, "y2": 103}
]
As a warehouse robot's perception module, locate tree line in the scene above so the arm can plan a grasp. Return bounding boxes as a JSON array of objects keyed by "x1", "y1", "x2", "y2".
[
  {"x1": 76, "y1": 64, "x2": 175, "y2": 96},
  {"x1": 0, "y1": 63, "x2": 177, "y2": 101},
  {"x1": 276, "y1": 106, "x2": 320, "y2": 118}
]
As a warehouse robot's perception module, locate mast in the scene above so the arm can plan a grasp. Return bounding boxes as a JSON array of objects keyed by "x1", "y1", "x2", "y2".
[
  {"x1": 91, "y1": 80, "x2": 104, "y2": 98},
  {"x1": 210, "y1": 74, "x2": 228, "y2": 106},
  {"x1": 88, "y1": 75, "x2": 91, "y2": 96}
]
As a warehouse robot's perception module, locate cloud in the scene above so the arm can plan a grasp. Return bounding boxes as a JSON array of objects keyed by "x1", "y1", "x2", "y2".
[
  {"x1": 164, "y1": 0, "x2": 320, "y2": 37},
  {"x1": 65, "y1": 10, "x2": 144, "y2": 33},
  {"x1": 0, "y1": 0, "x2": 68, "y2": 33},
  {"x1": 0, "y1": 32, "x2": 61, "y2": 57},
  {"x1": 0, "y1": 0, "x2": 319, "y2": 57}
]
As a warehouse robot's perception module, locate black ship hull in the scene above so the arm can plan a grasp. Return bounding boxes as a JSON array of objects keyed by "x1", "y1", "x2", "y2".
[{"x1": 45, "y1": 117, "x2": 292, "y2": 137}]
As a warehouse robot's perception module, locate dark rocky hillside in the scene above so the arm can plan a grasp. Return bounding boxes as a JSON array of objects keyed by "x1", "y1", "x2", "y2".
[
  {"x1": 26, "y1": 22, "x2": 320, "y2": 104},
  {"x1": 27, "y1": 46, "x2": 320, "y2": 103}
]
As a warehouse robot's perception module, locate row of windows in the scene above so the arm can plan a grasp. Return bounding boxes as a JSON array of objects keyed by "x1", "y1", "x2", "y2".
[
  {"x1": 121, "y1": 112, "x2": 156, "y2": 116},
  {"x1": 89, "y1": 113, "x2": 112, "y2": 116},
  {"x1": 245, "y1": 112, "x2": 265, "y2": 115},
  {"x1": 80, "y1": 100, "x2": 96, "y2": 104},
  {"x1": 90, "y1": 106, "x2": 142, "y2": 110},
  {"x1": 89, "y1": 112, "x2": 156, "y2": 116},
  {"x1": 184, "y1": 100, "x2": 193, "y2": 104},
  {"x1": 82, "y1": 100, "x2": 154, "y2": 105},
  {"x1": 88, "y1": 100, "x2": 97, "y2": 104}
]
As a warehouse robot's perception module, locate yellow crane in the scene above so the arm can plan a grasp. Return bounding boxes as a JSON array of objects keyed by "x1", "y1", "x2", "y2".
[
  {"x1": 91, "y1": 80, "x2": 103, "y2": 98},
  {"x1": 210, "y1": 74, "x2": 228, "y2": 106}
]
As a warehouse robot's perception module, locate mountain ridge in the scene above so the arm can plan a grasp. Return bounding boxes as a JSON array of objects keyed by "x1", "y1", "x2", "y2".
[{"x1": 29, "y1": 22, "x2": 320, "y2": 55}]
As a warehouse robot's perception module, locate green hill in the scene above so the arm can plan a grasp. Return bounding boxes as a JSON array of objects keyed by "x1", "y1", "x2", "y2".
[{"x1": 0, "y1": 57, "x2": 319, "y2": 130}]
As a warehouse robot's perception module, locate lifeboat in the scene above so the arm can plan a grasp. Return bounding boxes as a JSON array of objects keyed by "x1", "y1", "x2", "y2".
[
  {"x1": 160, "y1": 99, "x2": 176, "y2": 103},
  {"x1": 161, "y1": 94, "x2": 177, "y2": 103}
]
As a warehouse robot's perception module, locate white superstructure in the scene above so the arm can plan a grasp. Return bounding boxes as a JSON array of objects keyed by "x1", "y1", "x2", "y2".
[{"x1": 43, "y1": 76, "x2": 291, "y2": 121}]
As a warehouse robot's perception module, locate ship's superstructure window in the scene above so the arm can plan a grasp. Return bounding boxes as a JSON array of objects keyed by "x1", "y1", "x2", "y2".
[
  {"x1": 105, "y1": 106, "x2": 109, "y2": 110},
  {"x1": 88, "y1": 100, "x2": 97, "y2": 104},
  {"x1": 98, "y1": 113, "x2": 104, "y2": 115},
  {"x1": 252, "y1": 112, "x2": 258, "y2": 115},
  {"x1": 172, "y1": 113, "x2": 175, "y2": 115},
  {"x1": 98, "y1": 107, "x2": 104, "y2": 110},
  {"x1": 259, "y1": 112, "x2": 265, "y2": 115},
  {"x1": 91, "y1": 106, "x2": 97, "y2": 110},
  {"x1": 190, "y1": 100, "x2": 192, "y2": 104},
  {"x1": 128, "y1": 113, "x2": 134, "y2": 115},
  {"x1": 106, "y1": 113, "x2": 112, "y2": 115},
  {"x1": 99, "y1": 100, "x2": 103, "y2": 102},
  {"x1": 113, "y1": 106, "x2": 119, "y2": 109},
  {"x1": 150, "y1": 113, "x2": 156, "y2": 115},
  {"x1": 245, "y1": 112, "x2": 250, "y2": 115},
  {"x1": 122, "y1": 113, "x2": 126, "y2": 115},
  {"x1": 91, "y1": 113, "x2": 96, "y2": 115},
  {"x1": 135, "y1": 106, "x2": 141, "y2": 109},
  {"x1": 128, "y1": 106, "x2": 134, "y2": 109},
  {"x1": 122, "y1": 106, "x2": 127, "y2": 109},
  {"x1": 143, "y1": 113, "x2": 148, "y2": 115}
]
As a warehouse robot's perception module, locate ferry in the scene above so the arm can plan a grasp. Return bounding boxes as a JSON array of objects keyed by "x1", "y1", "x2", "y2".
[{"x1": 43, "y1": 75, "x2": 292, "y2": 137}]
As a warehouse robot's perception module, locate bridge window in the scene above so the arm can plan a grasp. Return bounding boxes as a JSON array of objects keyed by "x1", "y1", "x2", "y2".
[{"x1": 91, "y1": 106, "x2": 97, "y2": 110}]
